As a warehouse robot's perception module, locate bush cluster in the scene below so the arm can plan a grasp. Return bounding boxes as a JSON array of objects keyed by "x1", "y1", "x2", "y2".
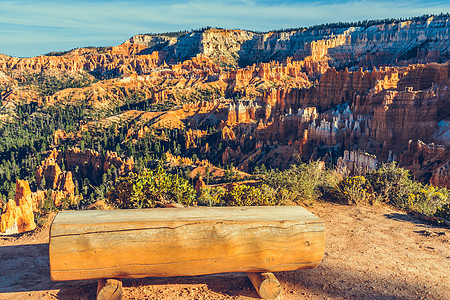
[
  {"x1": 197, "y1": 184, "x2": 280, "y2": 207},
  {"x1": 334, "y1": 163, "x2": 449, "y2": 219},
  {"x1": 106, "y1": 166, "x2": 195, "y2": 208},
  {"x1": 107, "y1": 162, "x2": 338, "y2": 208},
  {"x1": 333, "y1": 175, "x2": 373, "y2": 205},
  {"x1": 197, "y1": 162, "x2": 340, "y2": 207},
  {"x1": 262, "y1": 162, "x2": 339, "y2": 205},
  {"x1": 434, "y1": 204, "x2": 450, "y2": 220},
  {"x1": 105, "y1": 162, "x2": 448, "y2": 222}
]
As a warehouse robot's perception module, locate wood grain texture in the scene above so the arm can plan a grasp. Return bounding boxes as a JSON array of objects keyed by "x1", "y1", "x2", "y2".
[
  {"x1": 247, "y1": 272, "x2": 281, "y2": 299},
  {"x1": 49, "y1": 206, "x2": 325, "y2": 281},
  {"x1": 97, "y1": 279, "x2": 122, "y2": 300}
]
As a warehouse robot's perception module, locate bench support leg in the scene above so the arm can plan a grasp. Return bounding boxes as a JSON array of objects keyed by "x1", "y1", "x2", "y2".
[
  {"x1": 247, "y1": 272, "x2": 281, "y2": 299},
  {"x1": 97, "y1": 278, "x2": 123, "y2": 300}
]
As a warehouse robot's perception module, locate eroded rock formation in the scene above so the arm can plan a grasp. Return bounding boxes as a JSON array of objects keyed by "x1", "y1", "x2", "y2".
[
  {"x1": 337, "y1": 150, "x2": 378, "y2": 175},
  {"x1": 430, "y1": 162, "x2": 450, "y2": 188},
  {"x1": 127, "y1": 16, "x2": 449, "y2": 68},
  {"x1": 36, "y1": 149, "x2": 75, "y2": 195},
  {"x1": 1, "y1": 15, "x2": 449, "y2": 187},
  {"x1": 0, "y1": 180, "x2": 36, "y2": 235},
  {"x1": 0, "y1": 43, "x2": 162, "y2": 75},
  {"x1": 64, "y1": 148, "x2": 134, "y2": 178}
]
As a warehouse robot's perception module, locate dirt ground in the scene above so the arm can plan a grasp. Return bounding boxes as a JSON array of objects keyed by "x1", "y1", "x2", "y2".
[{"x1": 0, "y1": 203, "x2": 449, "y2": 300}]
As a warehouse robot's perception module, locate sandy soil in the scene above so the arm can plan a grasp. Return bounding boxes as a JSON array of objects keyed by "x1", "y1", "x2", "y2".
[{"x1": 0, "y1": 203, "x2": 449, "y2": 300}]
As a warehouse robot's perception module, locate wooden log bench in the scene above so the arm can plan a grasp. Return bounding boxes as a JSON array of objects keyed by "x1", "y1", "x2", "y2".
[{"x1": 49, "y1": 206, "x2": 325, "y2": 299}]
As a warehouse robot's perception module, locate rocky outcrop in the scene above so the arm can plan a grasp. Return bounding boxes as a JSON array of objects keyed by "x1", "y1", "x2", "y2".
[
  {"x1": 0, "y1": 180, "x2": 36, "y2": 235},
  {"x1": 397, "y1": 140, "x2": 450, "y2": 186},
  {"x1": 125, "y1": 15, "x2": 449, "y2": 67},
  {"x1": 337, "y1": 150, "x2": 378, "y2": 175},
  {"x1": 221, "y1": 126, "x2": 236, "y2": 141},
  {"x1": 217, "y1": 61, "x2": 448, "y2": 181},
  {"x1": 126, "y1": 34, "x2": 177, "y2": 49},
  {"x1": 195, "y1": 177, "x2": 206, "y2": 192},
  {"x1": 222, "y1": 146, "x2": 242, "y2": 165},
  {"x1": 0, "y1": 56, "x2": 223, "y2": 107},
  {"x1": 0, "y1": 70, "x2": 13, "y2": 85},
  {"x1": 53, "y1": 129, "x2": 68, "y2": 145},
  {"x1": 185, "y1": 129, "x2": 207, "y2": 149},
  {"x1": 430, "y1": 162, "x2": 450, "y2": 188},
  {"x1": 165, "y1": 152, "x2": 194, "y2": 166},
  {"x1": 36, "y1": 149, "x2": 75, "y2": 195},
  {"x1": 369, "y1": 88, "x2": 437, "y2": 148},
  {"x1": 226, "y1": 100, "x2": 261, "y2": 125},
  {"x1": 63, "y1": 148, "x2": 134, "y2": 182},
  {"x1": 34, "y1": 147, "x2": 134, "y2": 204},
  {"x1": 201, "y1": 29, "x2": 255, "y2": 66}
]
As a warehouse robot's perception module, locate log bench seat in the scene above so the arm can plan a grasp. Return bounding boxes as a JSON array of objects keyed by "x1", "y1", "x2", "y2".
[{"x1": 49, "y1": 206, "x2": 325, "y2": 299}]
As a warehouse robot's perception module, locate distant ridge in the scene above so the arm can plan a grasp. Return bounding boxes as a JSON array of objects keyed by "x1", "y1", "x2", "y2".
[
  {"x1": 125, "y1": 13, "x2": 449, "y2": 68},
  {"x1": 137, "y1": 13, "x2": 450, "y2": 37}
]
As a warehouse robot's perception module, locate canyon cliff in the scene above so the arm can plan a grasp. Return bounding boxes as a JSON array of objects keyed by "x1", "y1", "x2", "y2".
[{"x1": 0, "y1": 13, "x2": 448, "y2": 209}]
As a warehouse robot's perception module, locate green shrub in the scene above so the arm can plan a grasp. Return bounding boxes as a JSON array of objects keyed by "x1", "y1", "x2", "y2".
[
  {"x1": 434, "y1": 203, "x2": 450, "y2": 220},
  {"x1": 34, "y1": 190, "x2": 58, "y2": 227},
  {"x1": 197, "y1": 186, "x2": 226, "y2": 206},
  {"x1": 105, "y1": 175, "x2": 134, "y2": 208},
  {"x1": 40, "y1": 190, "x2": 58, "y2": 213},
  {"x1": 334, "y1": 175, "x2": 374, "y2": 205},
  {"x1": 34, "y1": 212, "x2": 47, "y2": 227},
  {"x1": 59, "y1": 196, "x2": 79, "y2": 211},
  {"x1": 107, "y1": 167, "x2": 196, "y2": 208},
  {"x1": 365, "y1": 162, "x2": 412, "y2": 205},
  {"x1": 408, "y1": 184, "x2": 449, "y2": 216},
  {"x1": 263, "y1": 162, "x2": 337, "y2": 204},
  {"x1": 197, "y1": 184, "x2": 281, "y2": 207},
  {"x1": 223, "y1": 184, "x2": 279, "y2": 206},
  {"x1": 365, "y1": 163, "x2": 449, "y2": 217}
]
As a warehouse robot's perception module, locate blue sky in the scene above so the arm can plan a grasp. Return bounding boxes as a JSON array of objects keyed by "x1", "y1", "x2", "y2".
[{"x1": 0, "y1": 0, "x2": 448, "y2": 57}]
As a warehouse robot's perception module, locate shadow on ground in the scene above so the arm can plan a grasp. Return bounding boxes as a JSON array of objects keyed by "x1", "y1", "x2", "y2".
[
  {"x1": 384, "y1": 212, "x2": 447, "y2": 228},
  {"x1": 0, "y1": 243, "x2": 96, "y2": 299},
  {"x1": 123, "y1": 274, "x2": 259, "y2": 299}
]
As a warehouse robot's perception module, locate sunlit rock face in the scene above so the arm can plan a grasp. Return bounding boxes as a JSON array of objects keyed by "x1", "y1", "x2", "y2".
[
  {"x1": 337, "y1": 150, "x2": 378, "y2": 176},
  {"x1": 0, "y1": 180, "x2": 36, "y2": 235},
  {"x1": 54, "y1": 148, "x2": 134, "y2": 183},
  {"x1": 216, "y1": 60, "x2": 448, "y2": 184},
  {"x1": 126, "y1": 16, "x2": 449, "y2": 68},
  {"x1": 35, "y1": 149, "x2": 75, "y2": 195}
]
